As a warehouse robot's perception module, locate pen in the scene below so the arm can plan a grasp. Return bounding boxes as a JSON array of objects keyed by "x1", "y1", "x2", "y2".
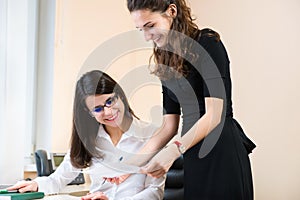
[
  {"x1": 101, "y1": 178, "x2": 106, "y2": 185},
  {"x1": 0, "y1": 189, "x2": 19, "y2": 194}
]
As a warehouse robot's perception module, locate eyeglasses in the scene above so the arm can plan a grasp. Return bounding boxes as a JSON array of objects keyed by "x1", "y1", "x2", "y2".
[{"x1": 89, "y1": 94, "x2": 119, "y2": 117}]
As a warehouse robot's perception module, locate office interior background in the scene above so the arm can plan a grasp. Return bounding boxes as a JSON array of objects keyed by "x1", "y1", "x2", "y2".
[{"x1": 0, "y1": 0, "x2": 299, "y2": 199}]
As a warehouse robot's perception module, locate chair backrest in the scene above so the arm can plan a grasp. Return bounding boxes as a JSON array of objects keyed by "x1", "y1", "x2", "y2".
[
  {"x1": 35, "y1": 149, "x2": 54, "y2": 176},
  {"x1": 163, "y1": 155, "x2": 184, "y2": 200},
  {"x1": 34, "y1": 149, "x2": 85, "y2": 185}
]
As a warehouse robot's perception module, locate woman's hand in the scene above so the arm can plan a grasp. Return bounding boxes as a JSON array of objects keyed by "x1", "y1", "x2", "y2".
[
  {"x1": 81, "y1": 191, "x2": 109, "y2": 200},
  {"x1": 140, "y1": 143, "x2": 181, "y2": 178},
  {"x1": 6, "y1": 181, "x2": 38, "y2": 193}
]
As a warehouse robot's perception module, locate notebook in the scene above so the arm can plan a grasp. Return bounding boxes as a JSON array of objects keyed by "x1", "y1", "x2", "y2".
[{"x1": 0, "y1": 192, "x2": 44, "y2": 200}]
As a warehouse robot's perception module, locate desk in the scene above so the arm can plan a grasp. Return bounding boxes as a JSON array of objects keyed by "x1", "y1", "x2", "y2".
[
  {"x1": 24, "y1": 166, "x2": 91, "y2": 199},
  {"x1": 43, "y1": 183, "x2": 90, "y2": 199},
  {"x1": 24, "y1": 164, "x2": 37, "y2": 180},
  {"x1": 44, "y1": 194, "x2": 82, "y2": 200}
]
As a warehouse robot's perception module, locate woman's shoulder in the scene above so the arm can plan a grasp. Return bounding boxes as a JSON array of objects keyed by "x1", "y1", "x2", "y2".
[
  {"x1": 195, "y1": 28, "x2": 229, "y2": 61},
  {"x1": 200, "y1": 28, "x2": 220, "y2": 37},
  {"x1": 191, "y1": 28, "x2": 230, "y2": 77},
  {"x1": 196, "y1": 28, "x2": 221, "y2": 46}
]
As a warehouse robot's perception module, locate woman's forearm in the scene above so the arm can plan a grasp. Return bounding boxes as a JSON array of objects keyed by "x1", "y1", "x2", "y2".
[
  {"x1": 141, "y1": 114, "x2": 180, "y2": 153},
  {"x1": 126, "y1": 114, "x2": 180, "y2": 166},
  {"x1": 181, "y1": 98, "x2": 223, "y2": 151},
  {"x1": 141, "y1": 116, "x2": 179, "y2": 153}
]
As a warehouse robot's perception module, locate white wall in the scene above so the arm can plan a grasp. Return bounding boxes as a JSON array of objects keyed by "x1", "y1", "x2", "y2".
[
  {"x1": 0, "y1": 0, "x2": 38, "y2": 183},
  {"x1": 34, "y1": 0, "x2": 56, "y2": 153},
  {"x1": 190, "y1": 0, "x2": 300, "y2": 199}
]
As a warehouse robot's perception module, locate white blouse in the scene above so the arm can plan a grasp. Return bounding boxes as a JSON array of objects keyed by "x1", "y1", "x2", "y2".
[{"x1": 34, "y1": 118, "x2": 165, "y2": 200}]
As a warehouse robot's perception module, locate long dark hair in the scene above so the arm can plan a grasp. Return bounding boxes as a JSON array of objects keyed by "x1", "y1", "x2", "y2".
[
  {"x1": 127, "y1": 0, "x2": 220, "y2": 79},
  {"x1": 70, "y1": 70, "x2": 137, "y2": 168}
]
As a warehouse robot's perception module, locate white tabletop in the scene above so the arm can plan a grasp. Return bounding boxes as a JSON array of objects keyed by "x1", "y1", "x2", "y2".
[
  {"x1": 43, "y1": 194, "x2": 81, "y2": 200},
  {"x1": 43, "y1": 183, "x2": 90, "y2": 199}
]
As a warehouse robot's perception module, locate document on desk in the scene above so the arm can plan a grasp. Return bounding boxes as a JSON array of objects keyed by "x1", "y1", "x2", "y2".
[
  {"x1": 83, "y1": 161, "x2": 141, "y2": 177},
  {"x1": 43, "y1": 194, "x2": 81, "y2": 200}
]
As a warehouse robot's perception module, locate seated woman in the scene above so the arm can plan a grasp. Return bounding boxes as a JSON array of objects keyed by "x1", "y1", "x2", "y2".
[{"x1": 7, "y1": 70, "x2": 165, "y2": 200}]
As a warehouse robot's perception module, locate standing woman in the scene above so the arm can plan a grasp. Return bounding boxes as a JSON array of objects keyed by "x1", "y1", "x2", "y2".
[{"x1": 126, "y1": 0, "x2": 255, "y2": 199}]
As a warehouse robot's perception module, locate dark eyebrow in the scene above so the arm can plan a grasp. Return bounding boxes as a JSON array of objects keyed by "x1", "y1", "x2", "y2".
[
  {"x1": 136, "y1": 22, "x2": 152, "y2": 29},
  {"x1": 143, "y1": 22, "x2": 153, "y2": 27},
  {"x1": 93, "y1": 95, "x2": 114, "y2": 109},
  {"x1": 94, "y1": 104, "x2": 103, "y2": 109}
]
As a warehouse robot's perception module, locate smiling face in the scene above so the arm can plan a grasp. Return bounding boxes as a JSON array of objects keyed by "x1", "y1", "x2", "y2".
[
  {"x1": 85, "y1": 93, "x2": 125, "y2": 128},
  {"x1": 131, "y1": 9, "x2": 174, "y2": 47}
]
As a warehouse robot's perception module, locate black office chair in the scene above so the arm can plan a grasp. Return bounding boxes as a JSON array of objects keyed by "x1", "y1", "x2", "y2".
[
  {"x1": 35, "y1": 149, "x2": 53, "y2": 176},
  {"x1": 163, "y1": 155, "x2": 184, "y2": 200},
  {"x1": 34, "y1": 149, "x2": 85, "y2": 185}
]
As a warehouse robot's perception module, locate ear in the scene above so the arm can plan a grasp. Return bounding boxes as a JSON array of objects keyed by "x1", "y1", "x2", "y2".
[{"x1": 166, "y1": 4, "x2": 177, "y2": 18}]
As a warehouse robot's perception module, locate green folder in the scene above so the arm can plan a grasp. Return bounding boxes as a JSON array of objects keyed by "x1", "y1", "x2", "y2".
[{"x1": 0, "y1": 192, "x2": 44, "y2": 200}]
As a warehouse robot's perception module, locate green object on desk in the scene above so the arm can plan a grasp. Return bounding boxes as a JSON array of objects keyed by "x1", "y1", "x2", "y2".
[{"x1": 0, "y1": 192, "x2": 44, "y2": 199}]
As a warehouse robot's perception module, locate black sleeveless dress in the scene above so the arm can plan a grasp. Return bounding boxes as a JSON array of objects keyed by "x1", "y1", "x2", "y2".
[{"x1": 161, "y1": 29, "x2": 255, "y2": 200}]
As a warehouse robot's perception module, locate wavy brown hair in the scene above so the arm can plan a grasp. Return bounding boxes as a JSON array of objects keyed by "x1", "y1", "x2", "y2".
[{"x1": 127, "y1": 0, "x2": 220, "y2": 79}]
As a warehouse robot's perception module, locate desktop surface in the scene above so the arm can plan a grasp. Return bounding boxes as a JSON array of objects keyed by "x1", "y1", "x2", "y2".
[
  {"x1": 43, "y1": 182, "x2": 90, "y2": 199},
  {"x1": 44, "y1": 194, "x2": 81, "y2": 200},
  {"x1": 0, "y1": 183, "x2": 90, "y2": 200},
  {"x1": 0, "y1": 185, "x2": 13, "y2": 190}
]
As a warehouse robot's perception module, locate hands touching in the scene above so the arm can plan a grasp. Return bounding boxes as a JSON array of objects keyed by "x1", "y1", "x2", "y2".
[
  {"x1": 106, "y1": 143, "x2": 181, "y2": 180},
  {"x1": 6, "y1": 181, "x2": 38, "y2": 193},
  {"x1": 140, "y1": 143, "x2": 181, "y2": 178}
]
